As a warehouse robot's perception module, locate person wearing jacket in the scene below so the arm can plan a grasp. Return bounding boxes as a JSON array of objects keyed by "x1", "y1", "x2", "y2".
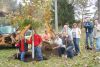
[
  {"x1": 83, "y1": 19, "x2": 94, "y2": 50},
  {"x1": 15, "y1": 35, "x2": 28, "y2": 61},
  {"x1": 62, "y1": 23, "x2": 73, "y2": 41},
  {"x1": 93, "y1": 20, "x2": 100, "y2": 52},
  {"x1": 72, "y1": 23, "x2": 81, "y2": 55},
  {"x1": 27, "y1": 30, "x2": 43, "y2": 61}
]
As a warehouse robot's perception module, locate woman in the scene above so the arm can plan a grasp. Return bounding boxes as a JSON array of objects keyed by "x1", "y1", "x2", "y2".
[
  {"x1": 53, "y1": 34, "x2": 66, "y2": 57},
  {"x1": 93, "y1": 20, "x2": 100, "y2": 52},
  {"x1": 42, "y1": 30, "x2": 50, "y2": 41},
  {"x1": 72, "y1": 23, "x2": 81, "y2": 55}
]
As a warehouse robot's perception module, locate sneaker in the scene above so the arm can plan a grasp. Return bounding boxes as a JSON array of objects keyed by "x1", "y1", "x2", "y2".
[{"x1": 85, "y1": 45, "x2": 90, "y2": 50}]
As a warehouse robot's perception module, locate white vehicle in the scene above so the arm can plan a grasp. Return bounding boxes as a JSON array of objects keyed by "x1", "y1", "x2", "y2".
[{"x1": 25, "y1": 30, "x2": 32, "y2": 40}]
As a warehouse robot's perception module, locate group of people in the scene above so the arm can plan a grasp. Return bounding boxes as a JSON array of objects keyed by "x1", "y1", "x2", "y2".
[
  {"x1": 52, "y1": 23, "x2": 81, "y2": 58},
  {"x1": 15, "y1": 18, "x2": 100, "y2": 62},
  {"x1": 16, "y1": 30, "x2": 43, "y2": 61},
  {"x1": 84, "y1": 19, "x2": 100, "y2": 51}
]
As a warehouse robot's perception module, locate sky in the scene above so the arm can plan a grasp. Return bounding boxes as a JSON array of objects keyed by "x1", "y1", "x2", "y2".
[
  {"x1": 17, "y1": 0, "x2": 23, "y2": 5},
  {"x1": 75, "y1": 0, "x2": 97, "y2": 20}
]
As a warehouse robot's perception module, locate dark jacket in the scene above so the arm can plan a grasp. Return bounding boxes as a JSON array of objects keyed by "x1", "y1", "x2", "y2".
[{"x1": 84, "y1": 22, "x2": 94, "y2": 33}]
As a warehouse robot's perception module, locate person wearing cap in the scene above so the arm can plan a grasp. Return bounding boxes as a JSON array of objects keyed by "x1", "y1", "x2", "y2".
[
  {"x1": 27, "y1": 30, "x2": 43, "y2": 61},
  {"x1": 83, "y1": 19, "x2": 94, "y2": 50}
]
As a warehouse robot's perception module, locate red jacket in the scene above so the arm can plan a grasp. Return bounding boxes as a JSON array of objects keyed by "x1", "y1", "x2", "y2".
[
  {"x1": 28, "y1": 34, "x2": 42, "y2": 47},
  {"x1": 16, "y1": 38, "x2": 25, "y2": 52},
  {"x1": 20, "y1": 38, "x2": 25, "y2": 52}
]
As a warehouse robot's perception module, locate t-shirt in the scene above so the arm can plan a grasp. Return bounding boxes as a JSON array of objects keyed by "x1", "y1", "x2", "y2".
[
  {"x1": 72, "y1": 28, "x2": 81, "y2": 38},
  {"x1": 54, "y1": 38, "x2": 65, "y2": 47}
]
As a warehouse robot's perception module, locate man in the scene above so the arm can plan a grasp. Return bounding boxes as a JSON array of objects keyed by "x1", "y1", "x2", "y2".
[
  {"x1": 27, "y1": 30, "x2": 43, "y2": 61},
  {"x1": 84, "y1": 19, "x2": 94, "y2": 50}
]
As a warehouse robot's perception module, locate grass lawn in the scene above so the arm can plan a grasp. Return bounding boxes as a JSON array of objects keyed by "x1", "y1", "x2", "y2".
[{"x1": 0, "y1": 30, "x2": 100, "y2": 67}]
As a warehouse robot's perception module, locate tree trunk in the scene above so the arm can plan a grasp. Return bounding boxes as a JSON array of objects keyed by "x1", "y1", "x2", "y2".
[{"x1": 98, "y1": 0, "x2": 100, "y2": 23}]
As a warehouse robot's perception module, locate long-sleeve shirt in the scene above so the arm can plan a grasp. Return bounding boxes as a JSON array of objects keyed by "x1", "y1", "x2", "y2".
[
  {"x1": 93, "y1": 24, "x2": 100, "y2": 38},
  {"x1": 15, "y1": 38, "x2": 25, "y2": 52},
  {"x1": 84, "y1": 22, "x2": 94, "y2": 33},
  {"x1": 27, "y1": 34, "x2": 42, "y2": 47},
  {"x1": 62, "y1": 27, "x2": 73, "y2": 40}
]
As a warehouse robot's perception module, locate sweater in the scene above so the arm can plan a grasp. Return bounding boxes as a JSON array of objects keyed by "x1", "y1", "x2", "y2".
[{"x1": 93, "y1": 24, "x2": 100, "y2": 38}]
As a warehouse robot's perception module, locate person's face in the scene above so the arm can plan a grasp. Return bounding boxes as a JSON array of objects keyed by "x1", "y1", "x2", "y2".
[
  {"x1": 55, "y1": 35, "x2": 59, "y2": 39},
  {"x1": 73, "y1": 24, "x2": 77, "y2": 28},
  {"x1": 62, "y1": 32, "x2": 66, "y2": 36},
  {"x1": 87, "y1": 18, "x2": 90, "y2": 22},
  {"x1": 64, "y1": 25, "x2": 68, "y2": 29},
  {"x1": 45, "y1": 31, "x2": 47, "y2": 34},
  {"x1": 94, "y1": 20, "x2": 98, "y2": 25},
  {"x1": 84, "y1": 19, "x2": 87, "y2": 22}
]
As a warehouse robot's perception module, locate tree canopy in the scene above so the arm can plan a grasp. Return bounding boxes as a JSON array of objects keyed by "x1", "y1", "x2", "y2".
[{"x1": 52, "y1": 0, "x2": 75, "y2": 27}]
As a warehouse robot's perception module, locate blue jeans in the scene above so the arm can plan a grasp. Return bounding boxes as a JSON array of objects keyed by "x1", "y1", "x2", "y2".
[
  {"x1": 96, "y1": 37, "x2": 100, "y2": 51},
  {"x1": 86, "y1": 32, "x2": 93, "y2": 48},
  {"x1": 20, "y1": 52, "x2": 25, "y2": 61},
  {"x1": 66, "y1": 45, "x2": 74, "y2": 58},
  {"x1": 58, "y1": 47, "x2": 65, "y2": 57},
  {"x1": 35, "y1": 46, "x2": 43, "y2": 61},
  {"x1": 73, "y1": 38, "x2": 80, "y2": 54}
]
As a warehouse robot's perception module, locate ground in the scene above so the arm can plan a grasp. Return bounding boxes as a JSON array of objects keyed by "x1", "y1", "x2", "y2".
[{"x1": 0, "y1": 30, "x2": 100, "y2": 67}]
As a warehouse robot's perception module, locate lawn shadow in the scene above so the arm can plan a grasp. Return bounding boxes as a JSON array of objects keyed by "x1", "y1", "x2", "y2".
[
  {"x1": 8, "y1": 51, "x2": 48, "y2": 63},
  {"x1": 0, "y1": 45, "x2": 16, "y2": 50}
]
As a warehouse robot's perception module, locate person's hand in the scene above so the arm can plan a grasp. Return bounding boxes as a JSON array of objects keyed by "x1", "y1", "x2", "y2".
[
  {"x1": 38, "y1": 44, "x2": 42, "y2": 47},
  {"x1": 53, "y1": 46, "x2": 58, "y2": 50},
  {"x1": 52, "y1": 47, "x2": 56, "y2": 50}
]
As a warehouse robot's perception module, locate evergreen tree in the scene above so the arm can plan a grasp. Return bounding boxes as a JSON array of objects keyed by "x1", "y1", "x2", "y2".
[{"x1": 52, "y1": 0, "x2": 75, "y2": 27}]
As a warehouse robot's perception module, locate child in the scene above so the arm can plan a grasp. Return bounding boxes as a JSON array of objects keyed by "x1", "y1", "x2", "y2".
[
  {"x1": 93, "y1": 20, "x2": 100, "y2": 52},
  {"x1": 15, "y1": 35, "x2": 28, "y2": 61},
  {"x1": 72, "y1": 23, "x2": 81, "y2": 55}
]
